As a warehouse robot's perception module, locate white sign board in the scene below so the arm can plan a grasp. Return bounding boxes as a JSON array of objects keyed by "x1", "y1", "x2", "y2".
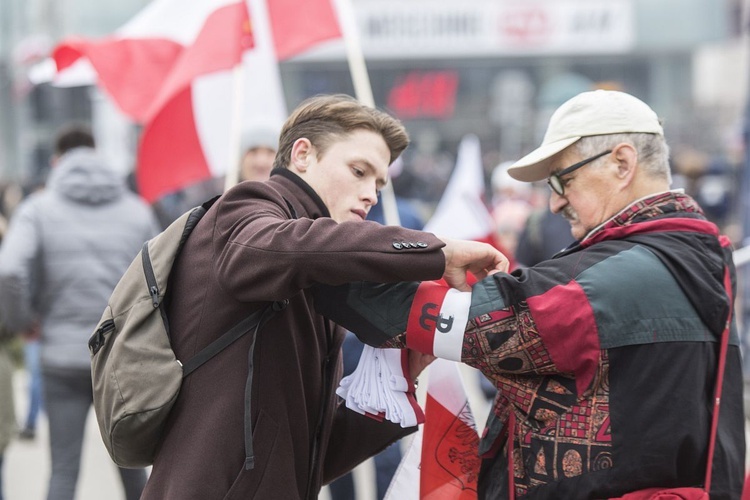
[{"x1": 301, "y1": 0, "x2": 634, "y2": 60}]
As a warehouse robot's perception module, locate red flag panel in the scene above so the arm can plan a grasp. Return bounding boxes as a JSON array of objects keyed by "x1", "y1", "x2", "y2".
[
  {"x1": 144, "y1": 1, "x2": 253, "y2": 121},
  {"x1": 137, "y1": 88, "x2": 211, "y2": 202},
  {"x1": 267, "y1": 0, "x2": 342, "y2": 60},
  {"x1": 53, "y1": 37, "x2": 182, "y2": 123},
  {"x1": 421, "y1": 393, "x2": 480, "y2": 499}
]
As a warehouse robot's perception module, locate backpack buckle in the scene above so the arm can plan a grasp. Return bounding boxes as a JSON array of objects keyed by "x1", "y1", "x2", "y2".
[
  {"x1": 89, "y1": 320, "x2": 115, "y2": 355},
  {"x1": 273, "y1": 299, "x2": 288, "y2": 312}
]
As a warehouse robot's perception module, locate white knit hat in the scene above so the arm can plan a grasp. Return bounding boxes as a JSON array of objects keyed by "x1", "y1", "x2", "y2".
[
  {"x1": 241, "y1": 123, "x2": 280, "y2": 152},
  {"x1": 508, "y1": 90, "x2": 664, "y2": 182}
]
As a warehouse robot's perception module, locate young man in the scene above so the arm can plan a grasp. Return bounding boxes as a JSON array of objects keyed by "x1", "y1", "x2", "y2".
[
  {"x1": 141, "y1": 94, "x2": 506, "y2": 499},
  {"x1": 314, "y1": 90, "x2": 746, "y2": 499}
]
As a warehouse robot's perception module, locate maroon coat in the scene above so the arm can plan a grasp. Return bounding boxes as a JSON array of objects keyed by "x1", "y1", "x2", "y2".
[{"x1": 142, "y1": 168, "x2": 446, "y2": 499}]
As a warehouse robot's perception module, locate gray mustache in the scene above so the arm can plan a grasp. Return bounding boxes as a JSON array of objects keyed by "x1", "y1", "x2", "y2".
[{"x1": 562, "y1": 207, "x2": 577, "y2": 221}]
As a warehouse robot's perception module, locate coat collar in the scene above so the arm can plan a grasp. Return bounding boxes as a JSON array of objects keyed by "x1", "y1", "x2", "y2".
[
  {"x1": 580, "y1": 190, "x2": 705, "y2": 243},
  {"x1": 268, "y1": 167, "x2": 330, "y2": 219}
]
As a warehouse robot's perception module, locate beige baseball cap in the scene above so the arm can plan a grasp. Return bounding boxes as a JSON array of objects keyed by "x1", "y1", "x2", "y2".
[{"x1": 507, "y1": 90, "x2": 664, "y2": 182}]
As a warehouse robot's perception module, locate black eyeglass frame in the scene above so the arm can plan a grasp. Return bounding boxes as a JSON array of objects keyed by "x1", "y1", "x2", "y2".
[{"x1": 547, "y1": 149, "x2": 612, "y2": 196}]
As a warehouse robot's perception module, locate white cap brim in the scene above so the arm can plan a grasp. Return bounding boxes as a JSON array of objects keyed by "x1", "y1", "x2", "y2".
[{"x1": 507, "y1": 136, "x2": 580, "y2": 182}]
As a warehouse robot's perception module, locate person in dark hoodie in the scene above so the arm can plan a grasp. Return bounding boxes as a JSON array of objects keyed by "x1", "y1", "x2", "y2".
[
  {"x1": 313, "y1": 90, "x2": 746, "y2": 499},
  {"x1": 0, "y1": 124, "x2": 160, "y2": 500}
]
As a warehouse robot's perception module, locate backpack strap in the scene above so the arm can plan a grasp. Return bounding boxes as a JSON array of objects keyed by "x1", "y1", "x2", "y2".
[
  {"x1": 180, "y1": 298, "x2": 289, "y2": 470},
  {"x1": 703, "y1": 245, "x2": 734, "y2": 493},
  {"x1": 181, "y1": 305, "x2": 272, "y2": 376},
  {"x1": 181, "y1": 195, "x2": 291, "y2": 470},
  {"x1": 143, "y1": 197, "x2": 220, "y2": 334}
]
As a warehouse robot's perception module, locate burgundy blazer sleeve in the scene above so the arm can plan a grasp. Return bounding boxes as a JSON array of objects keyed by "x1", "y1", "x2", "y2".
[{"x1": 212, "y1": 186, "x2": 446, "y2": 302}]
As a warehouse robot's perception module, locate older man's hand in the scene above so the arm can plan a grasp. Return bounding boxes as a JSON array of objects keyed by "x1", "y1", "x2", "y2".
[{"x1": 440, "y1": 237, "x2": 509, "y2": 291}]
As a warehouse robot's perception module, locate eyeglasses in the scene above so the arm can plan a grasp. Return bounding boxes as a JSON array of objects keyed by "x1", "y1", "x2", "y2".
[{"x1": 547, "y1": 150, "x2": 612, "y2": 196}]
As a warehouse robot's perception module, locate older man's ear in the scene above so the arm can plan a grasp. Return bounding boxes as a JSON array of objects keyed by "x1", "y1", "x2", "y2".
[{"x1": 611, "y1": 142, "x2": 639, "y2": 189}]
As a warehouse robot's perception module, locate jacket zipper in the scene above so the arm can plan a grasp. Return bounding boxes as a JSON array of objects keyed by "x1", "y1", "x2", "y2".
[
  {"x1": 306, "y1": 355, "x2": 331, "y2": 499},
  {"x1": 141, "y1": 242, "x2": 160, "y2": 308},
  {"x1": 305, "y1": 320, "x2": 335, "y2": 499}
]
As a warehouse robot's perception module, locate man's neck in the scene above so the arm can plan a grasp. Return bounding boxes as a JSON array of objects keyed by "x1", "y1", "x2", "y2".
[{"x1": 630, "y1": 174, "x2": 671, "y2": 202}]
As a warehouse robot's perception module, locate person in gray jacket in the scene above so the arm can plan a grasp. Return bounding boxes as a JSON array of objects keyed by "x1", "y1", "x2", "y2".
[{"x1": 0, "y1": 125, "x2": 160, "y2": 500}]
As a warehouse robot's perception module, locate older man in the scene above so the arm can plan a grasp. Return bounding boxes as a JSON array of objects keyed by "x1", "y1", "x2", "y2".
[{"x1": 314, "y1": 90, "x2": 745, "y2": 498}]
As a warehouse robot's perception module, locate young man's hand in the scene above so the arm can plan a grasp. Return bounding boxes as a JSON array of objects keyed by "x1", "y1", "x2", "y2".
[{"x1": 440, "y1": 237, "x2": 509, "y2": 291}]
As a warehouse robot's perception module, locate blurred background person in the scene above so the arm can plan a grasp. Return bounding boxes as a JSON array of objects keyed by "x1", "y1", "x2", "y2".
[
  {"x1": 489, "y1": 161, "x2": 535, "y2": 260},
  {"x1": 0, "y1": 124, "x2": 159, "y2": 500},
  {"x1": 152, "y1": 121, "x2": 280, "y2": 228},
  {"x1": 671, "y1": 145, "x2": 737, "y2": 233},
  {"x1": 0, "y1": 326, "x2": 16, "y2": 500},
  {"x1": 17, "y1": 322, "x2": 41, "y2": 441},
  {"x1": 0, "y1": 208, "x2": 15, "y2": 500},
  {"x1": 238, "y1": 122, "x2": 280, "y2": 182},
  {"x1": 0, "y1": 312, "x2": 13, "y2": 500},
  {"x1": 0, "y1": 182, "x2": 41, "y2": 446},
  {"x1": 514, "y1": 198, "x2": 575, "y2": 268}
]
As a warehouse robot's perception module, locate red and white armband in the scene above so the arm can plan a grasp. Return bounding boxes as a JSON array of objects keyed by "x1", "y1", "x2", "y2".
[{"x1": 405, "y1": 281, "x2": 472, "y2": 362}]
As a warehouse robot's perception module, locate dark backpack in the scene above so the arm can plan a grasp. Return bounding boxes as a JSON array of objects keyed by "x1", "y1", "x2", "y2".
[{"x1": 88, "y1": 197, "x2": 284, "y2": 468}]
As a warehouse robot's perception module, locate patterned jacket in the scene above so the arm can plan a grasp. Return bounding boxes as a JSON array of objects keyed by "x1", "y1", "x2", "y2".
[{"x1": 314, "y1": 191, "x2": 745, "y2": 499}]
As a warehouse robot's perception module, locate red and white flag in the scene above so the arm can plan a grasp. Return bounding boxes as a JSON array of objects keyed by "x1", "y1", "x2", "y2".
[
  {"x1": 424, "y1": 134, "x2": 494, "y2": 242},
  {"x1": 53, "y1": 0, "x2": 250, "y2": 123},
  {"x1": 424, "y1": 133, "x2": 515, "y2": 274},
  {"x1": 387, "y1": 136, "x2": 496, "y2": 497},
  {"x1": 385, "y1": 358, "x2": 480, "y2": 499},
  {"x1": 51, "y1": 0, "x2": 342, "y2": 202}
]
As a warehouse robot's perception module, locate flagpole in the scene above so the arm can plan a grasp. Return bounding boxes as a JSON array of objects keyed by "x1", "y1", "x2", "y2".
[
  {"x1": 333, "y1": 0, "x2": 401, "y2": 227},
  {"x1": 224, "y1": 62, "x2": 246, "y2": 192}
]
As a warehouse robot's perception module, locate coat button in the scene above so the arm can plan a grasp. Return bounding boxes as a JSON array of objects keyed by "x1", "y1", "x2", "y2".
[
  {"x1": 393, "y1": 242, "x2": 403, "y2": 250},
  {"x1": 416, "y1": 242, "x2": 428, "y2": 248}
]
